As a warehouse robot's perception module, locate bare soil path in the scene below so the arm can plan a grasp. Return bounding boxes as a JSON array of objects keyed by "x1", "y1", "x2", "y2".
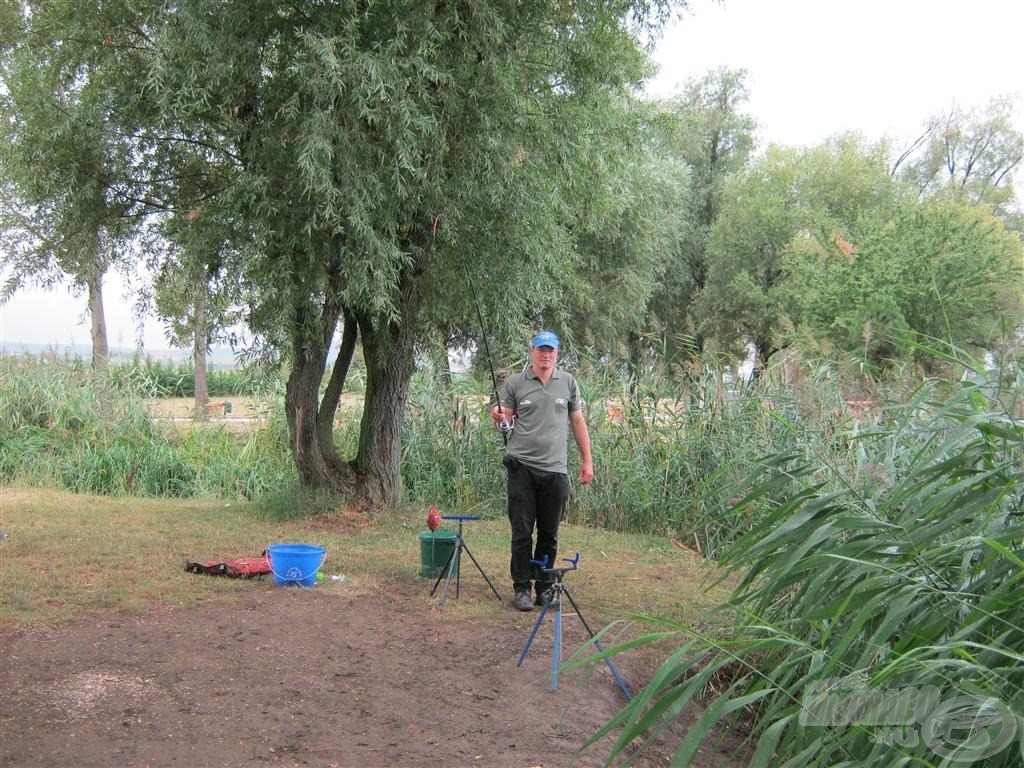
[{"x1": 1, "y1": 578, "x2": 740, "y2": 768}]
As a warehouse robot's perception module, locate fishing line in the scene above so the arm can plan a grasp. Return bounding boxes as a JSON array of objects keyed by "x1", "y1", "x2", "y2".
[{"x1": 433, "y1": 214, "x2": 512, "y2": 444}]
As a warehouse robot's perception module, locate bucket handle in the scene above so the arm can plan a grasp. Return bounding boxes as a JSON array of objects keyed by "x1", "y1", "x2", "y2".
[{"x1": 266, "y1": 547, "x2": 327, "y2": 588}]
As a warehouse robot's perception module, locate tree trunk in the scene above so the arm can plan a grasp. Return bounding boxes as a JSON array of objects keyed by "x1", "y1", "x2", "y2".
[
  {"x1": 317, "y1": 316, "x2": 358, "y2": 470},
  {"x1": 345, "y1": 261, "x2": 424, "y2": 510},
  {"x1": 625, "y1": 330, "x2": 644, "y2": 402},
  {"x1": 285, "y1": 305, "x2": 420, "y2": 511},
  {"x1": 354, "y1": 306, "x2": 419, "y2": 510},
  {"x1": 437, "y1": 342, "x2": 453, "y2": 392},
  {"x1": 285, "y1": 311, "x2": 352, "y2": 494},
  {"x1": 284, "y1": 253, "x2": 423, "y2": 512},
  {"x1": 87, "y1": 267, "x2": 109, "y2": 372},
  {"x1": 193, "y1": 298, "x2": 209, "y2": 418}
]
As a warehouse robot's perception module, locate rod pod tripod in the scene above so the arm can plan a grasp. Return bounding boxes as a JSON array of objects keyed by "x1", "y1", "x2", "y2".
[
  {"x1": 430, "y1": 515, "x2": 504, "y2": 609},
  {"x1": 517, "y1": 553, "x2": 632, "y2": 700}
]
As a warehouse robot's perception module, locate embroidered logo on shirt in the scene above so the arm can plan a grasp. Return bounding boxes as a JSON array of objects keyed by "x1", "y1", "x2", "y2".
[{"x1": 555, "y1": 398, "x2": 567, "y2": 407}]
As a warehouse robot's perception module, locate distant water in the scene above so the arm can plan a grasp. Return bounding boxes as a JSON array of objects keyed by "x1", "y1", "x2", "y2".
[{"x1": 1, "y1": 341, "x2": 241, "y2": 368}]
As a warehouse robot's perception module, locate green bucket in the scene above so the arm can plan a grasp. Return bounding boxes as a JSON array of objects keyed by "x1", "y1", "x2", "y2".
[{"x1": 419, "y1": 530, "x2": 457, "y2": 578}]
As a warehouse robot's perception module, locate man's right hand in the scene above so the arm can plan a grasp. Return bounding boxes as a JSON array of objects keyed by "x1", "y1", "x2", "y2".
[{"x1": 492, "y1": 406, "x2": 512, "y2": 431}]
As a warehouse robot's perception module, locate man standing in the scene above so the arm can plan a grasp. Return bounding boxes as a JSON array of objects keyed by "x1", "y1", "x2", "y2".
[{"x1": 491, "y1": 330, "x2": 594, "y2": 611}]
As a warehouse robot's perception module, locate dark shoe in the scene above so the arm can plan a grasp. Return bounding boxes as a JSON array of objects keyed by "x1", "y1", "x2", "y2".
[
  {"x1": 535, "y1": 590, "x2": 560, "y2": 609},
  {"x1": 513, "y1": 590, "x2": 534, "y2": 611}
]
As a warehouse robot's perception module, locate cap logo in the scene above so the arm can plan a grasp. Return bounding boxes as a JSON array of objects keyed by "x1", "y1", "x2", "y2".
[{"x1": 532, "y1": 330, "x2": 559, "y2": 349}]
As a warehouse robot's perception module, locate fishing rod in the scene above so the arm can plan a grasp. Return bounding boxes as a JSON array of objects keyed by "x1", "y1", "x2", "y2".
[
  {"x1": 462, "y1": 254, "x2": 513, "y2": 444},
  {"x1": 433, "y1": 215, "x2": 512, "y2": 444}
]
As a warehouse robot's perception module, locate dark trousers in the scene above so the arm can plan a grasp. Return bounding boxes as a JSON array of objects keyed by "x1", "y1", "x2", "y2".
[{"x1": 504, "y1": 456, "x2": 570, "y2": 595}]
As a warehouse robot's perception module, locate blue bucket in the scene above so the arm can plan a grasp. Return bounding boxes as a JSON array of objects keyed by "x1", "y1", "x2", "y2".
[{"x1": 267, "y1": 543, "x2": 326, "y2": 587}]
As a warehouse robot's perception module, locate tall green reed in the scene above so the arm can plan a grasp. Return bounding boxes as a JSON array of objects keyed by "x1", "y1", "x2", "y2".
[
  {"x1": 582, "y1": 350, "x2": 1023, "y2": 767},
  {"x1": 106, "y1": 355, "x2": 284, "y2": 397},
  {"x1": 396, "y1": 352, "x2": 861, "y2": 553},
  {"x1": 401, "y1": 369, "x2": 506, "y2": 515},
  {"x1": 568, "y1": 359, "x2": 860, "y2": 554},
  {"x1": 4, "y1": 348, "x2": 887, "y2": 548},
  {"x1": 1, "y1": 356, "x2": 296, "y2": 499}
]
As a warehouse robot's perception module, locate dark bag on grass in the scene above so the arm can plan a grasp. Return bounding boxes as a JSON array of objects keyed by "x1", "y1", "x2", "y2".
[{"x1": 185, "y1": 552, "x2": 271, "y2": 579}]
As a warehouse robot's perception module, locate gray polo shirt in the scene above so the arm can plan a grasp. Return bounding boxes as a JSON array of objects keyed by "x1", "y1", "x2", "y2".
[{"x1": 498, "y1": 367, "x2": 582, "y2": 473}]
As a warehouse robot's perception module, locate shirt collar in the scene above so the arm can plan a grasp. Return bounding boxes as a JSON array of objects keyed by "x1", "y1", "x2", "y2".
[{"x1": 526, "y1": 367, "x2": 560, "y2": 381}]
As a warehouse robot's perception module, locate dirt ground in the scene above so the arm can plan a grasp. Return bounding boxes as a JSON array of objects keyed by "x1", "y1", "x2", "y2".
[
  {"x1": 143, "y1": 395, "x2": 365, "y2": 426},
  {"x1": 0, "y1": 576, "x2": 742, "y2": 768}
]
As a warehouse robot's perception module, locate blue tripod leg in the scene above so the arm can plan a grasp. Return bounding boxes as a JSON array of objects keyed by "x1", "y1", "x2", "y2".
[
  {"x1": 562, "y1": 588, "x2": 632, "y2": 701},
  {"x1": 517, "y1": 554, "x2": 551, "y2": 667},
  {"x1": 437, "y1": 540, "x2": 462, "y2": 607},
  {"x1": 551, "y1": 594, "x2": 561, "y2": 691},
  {"x1": 516, "y1": 600, "x2": 551, "y2": 667}
]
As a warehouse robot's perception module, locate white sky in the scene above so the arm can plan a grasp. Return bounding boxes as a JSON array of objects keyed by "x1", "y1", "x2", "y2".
[
  {"x1": 2, "y1": 0, "x2": 1022, "y2": 351},
  {"x1": 647, "y1": 0, "x2": 1024, "y2": 148}
]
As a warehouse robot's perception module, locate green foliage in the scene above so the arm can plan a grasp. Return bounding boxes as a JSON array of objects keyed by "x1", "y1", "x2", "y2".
[
  {"x1": 804, "y1": 201, "x2": 1024, "y2": 367},
  {"x1": 846, "y1": 293, "x2": 912, "y2": 372},
  {"x1": 396, "y1": 352, "x2": 865, "y2": 553},
  {"x1": 644, "y1": 68, "x2": 757, "y2": 366},
  {"x1": 697, "y1": 145, "x2": 806, "y2": 366},
  {"x1": 0, "y1": 0, "x2": 151, "y2": 365},
  {"x1": 102, "y1": 356, "x2": 284, "y2": 398},
  {"x1": 896, "y1": 96, "x2": 1024, "y2": 219},
  {"x1": 0, "y1": 356, "x2": 295, "y2": 499},
  {"x1": 566, "y1": 136, "x2": 690, "y2": 355},
  {"x1": 401, "y1": 386, "x2": 506, "y2": 514},
  {"x1": 568, "y1": 366, "x2": 765, "y2": 546},
  {"x1": 1, "y1": 348, "x2": 865, "y2": 544},
  {"x1": 585, "y1": 351, "x2": 1024, "y2": 767},
  {"x1": 698, "y1": 136, "x2": 901, "y2": 371}
]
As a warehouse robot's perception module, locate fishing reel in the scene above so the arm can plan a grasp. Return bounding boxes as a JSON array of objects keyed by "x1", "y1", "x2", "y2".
[{"x1": 493, "y1": 398, "x2": 515, "y2": 437}]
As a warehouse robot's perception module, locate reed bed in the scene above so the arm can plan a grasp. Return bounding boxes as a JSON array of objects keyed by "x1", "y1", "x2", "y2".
[
  {"x1": 3, "y1": 351, "x2": 904, "y2": 546},
  {"x1": 0, "y1": 355, "x2": 295, "y2": 499},
  {"x1": 583, "y1": 352, "x2": 1024, "y2": 767}
]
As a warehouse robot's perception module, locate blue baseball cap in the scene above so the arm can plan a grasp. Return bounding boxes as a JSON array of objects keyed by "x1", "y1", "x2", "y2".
[{"x1": 532, "y1": 330, "x2": 559, "y2": 349}]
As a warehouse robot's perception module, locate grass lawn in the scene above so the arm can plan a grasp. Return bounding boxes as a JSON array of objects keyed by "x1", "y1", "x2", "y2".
[{"x1": 0, "y1": 486, "x2": 733, "y2": 636}]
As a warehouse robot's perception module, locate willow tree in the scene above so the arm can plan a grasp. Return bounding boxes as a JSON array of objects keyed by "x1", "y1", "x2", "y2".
[
  {"x1": 124, "y1": 0, "x2": 677, "y2": 510},
  {"x1": 804, "y1": 200, "x2": 1024, "y2": 370},
  {"x1": 893, "y1": 95, "x2": 1023, "y2": 222},
  {"x1": 0, "y1": 6, "x2": 143, "y2": 370},
  {"x1": 698, "y1": 135, "x2": 905, "y2": 374},
  {"x1": 641, "y1": 68, "x2": 756, "y2": 372}
]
